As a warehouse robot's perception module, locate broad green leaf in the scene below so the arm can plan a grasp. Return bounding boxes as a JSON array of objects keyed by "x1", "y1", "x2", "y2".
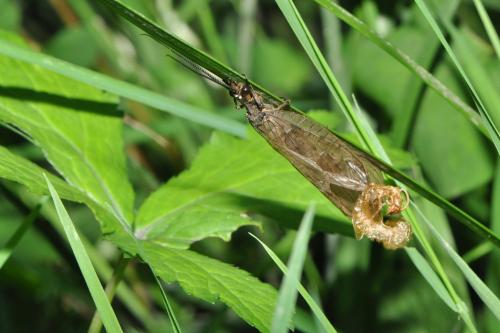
[
  {"x1": 0, "y1": 115, "x2": 278, "y2": 332},
  {"x1": 0, "y1": 52, "x2": 135, "y2": 225},
  {"x1": 142, "y1": 241, "x2": 278, "y2": 333},
  {"x1": 412, "y1": 63, "x2": 494, "y2": 198},
  {"x1": 0, "y1": 146, "x2": 136, "y2": 249},
  {"x1": 0, "y1": 146, "x2": 86, "y2": 203},
  {"x1": 136, "y1": 130, "x2": 349, "y2": 249}
]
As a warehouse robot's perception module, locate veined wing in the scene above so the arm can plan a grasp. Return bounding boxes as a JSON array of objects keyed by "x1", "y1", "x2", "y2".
[{"x1": 250, "y1": 109, "x2": 384, "y2": 216}]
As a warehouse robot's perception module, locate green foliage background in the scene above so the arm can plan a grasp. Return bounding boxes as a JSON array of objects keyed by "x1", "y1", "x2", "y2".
[{"x1": 0, "y1": 0, "x2": 498, "y2": 332}]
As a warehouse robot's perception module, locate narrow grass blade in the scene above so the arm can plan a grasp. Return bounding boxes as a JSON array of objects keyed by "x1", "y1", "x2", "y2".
[
  {"x1": 472, "y1": 0, "x2": 500, "y2": 59},
  {"x1": 405, "y1": 247, "x2": 457, "y2": 311},
  {"x1": 154, "y1": 274, "x2": 183, "y2": 333},
  {"x1": 413, "y1": 202, "x2": 500, "y2": 321},
  {"x1": 321, "y1": 7, "x2": 351, "y2": 105},
  {"x1": 88, "y1": 256, "x2": 129, "y2": 333},
  {"x1": 97, "y1": 0, "x2": 284, "y2": 109},
  {"x1": 414, "y1": 0, "x2": 500, "y2": 155},
  {"x1": 313, "y1": 0, "x2": 488, "y2": 139},
  {"x1": 272, "y1": 202, "x2": 315, "y2": 333},
  {"x1": 0, "y1": 200, "x2": 43, "y2": 269},
  {"x1": 196, "y1": 2, "x2": 228, "y2": 64},
  {"x1": 463, "y1": 242, "x2": 494, "y2": 264},
  {"x1": 274, "y1": 0, "x2": 372, "y2": 150},
  {"x1": 293, "y1": 308, "x2": 324, "y2": 333},
  {"x1": 0, "y1": 39, "x2": 246, "y2": 138},
  {"x1": 237, "y1": 0, "x2": 257, "y2": 73},
  {"x1": 44, "y1": 174, "x2": 123, "y2": 333},
  {"x1": 250, "y1": 234, "x2": 337, "y2": 333},
  {"x1": 98, "y1": 0, "x2": 239, "y2": 82},
  {"x1": 486, "y1": 162, "x2": 500, "y2": 331}
]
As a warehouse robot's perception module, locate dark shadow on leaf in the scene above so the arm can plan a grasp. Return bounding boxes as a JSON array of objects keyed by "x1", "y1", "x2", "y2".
[
  {"x1": 0, "y1": 85, "x2": 122, "y2": 117},
  {"x1": 230, "y1": 194, "x2": 353, "y2": 237}
]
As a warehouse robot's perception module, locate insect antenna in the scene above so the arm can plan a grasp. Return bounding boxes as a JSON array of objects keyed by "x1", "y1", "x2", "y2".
[{"x1": 167, "y1": 50, "x2": 230, "y2": 89}]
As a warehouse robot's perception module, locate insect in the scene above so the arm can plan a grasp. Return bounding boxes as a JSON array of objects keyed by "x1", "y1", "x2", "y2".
[{"x1": 172, "y1": 54, "x2": 412, "y2": 249}]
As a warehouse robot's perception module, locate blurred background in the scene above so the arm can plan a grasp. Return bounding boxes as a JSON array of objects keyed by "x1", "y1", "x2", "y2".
[{"x1": 0, "y1": 0, "x2": 499, "y2": 332}]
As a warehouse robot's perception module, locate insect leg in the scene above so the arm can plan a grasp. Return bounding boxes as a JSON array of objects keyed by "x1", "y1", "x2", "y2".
[{"x1": 275, "y1": 98, "x2": 290, "y2": 111}]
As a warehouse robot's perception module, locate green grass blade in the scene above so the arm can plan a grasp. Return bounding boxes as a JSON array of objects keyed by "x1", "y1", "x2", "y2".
[
  {"x1": 154, "y1": 273, "x2": 183, "y2": 333},
  {"x1": 272, "y1": 202, "x2": 315, "y2": 333},
  {"x1": 237, "y1": 0, "x2": 257, "y2": 73},
  {"x1": 44, "y1": 175, "x2": 123, "y2": 333},
  {"x1": 98, "y1": 0, "x2": 239, "y2": 82},
  {"x1": 97, "y1": 0, "x2": 284, "y2": 108},
  {"x1": 472, "y1": 0, "x2": 500, "y2": 59},
  {"x1": 463, "y1": 242, "x2": 494, "y2": 264},
  {"x1": 0, "y1": 199, "x2": 43, "y2": 269},
  {"x1": 414, "y1": 0, "x2": 500, "y2": 155},
  {"x1": 451, "y1": 29, "x2": 500, "y2": 141},
  {"x1": 405, "y1": 247, "x2": 457, "y2": 311},
  {"x1": 320, "y1": 7, "x2": 351, "y2": 107},
  {"x1": 88, "y1": 256, "x2": 129, "y2": 333},
  {"x1": 413, "y1": 202, "x2": 500, "y2": 321},
  {"x1": 486, "y1": 162, "x2": 500, "y2": 331},
  {"x1": 0, "y1": 39, "x2": 246, "y2": 138},
  {"x1": 196, "y1": 2, "x2": 228, "y2": 64},
  {"x1": 250, "y1": 234, "x2": 337, "y2": 333},
  {"x1": 274, "y1": 0, "x2": 372, "y2": 150},
  {"x1": 313, "y1": 0, "x2": 488, "y2": 140}
]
